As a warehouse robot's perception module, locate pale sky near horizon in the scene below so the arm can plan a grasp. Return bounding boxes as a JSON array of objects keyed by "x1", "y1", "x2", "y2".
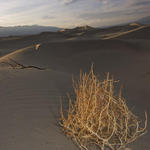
[{"x1": 0, "y1": 0, "x2": 150, "y2": 28}]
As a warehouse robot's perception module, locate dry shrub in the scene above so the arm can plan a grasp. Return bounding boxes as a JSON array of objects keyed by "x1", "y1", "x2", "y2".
[{"x1": 60, "y1": 66, "x2": 147, "y2": 150}]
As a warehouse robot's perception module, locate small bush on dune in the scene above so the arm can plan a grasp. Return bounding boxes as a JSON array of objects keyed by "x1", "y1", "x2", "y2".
[{"x1": 60, "y1": 66, "x2": 147, "y2": 150}]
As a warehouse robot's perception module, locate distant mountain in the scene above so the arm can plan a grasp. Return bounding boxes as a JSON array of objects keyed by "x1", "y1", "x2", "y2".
[
  {"x1": 0, "y1": 25, "x2": 61, "y2": 37},
  {"x1": 60, "y1": 25, "x2": 94, "y2": 33},
  {"x1": 129, "y1": 22, "x2": 141, "y2": 27},
  {"x1": 136, "y1": 16, "x2": 150, "y2": 25}
]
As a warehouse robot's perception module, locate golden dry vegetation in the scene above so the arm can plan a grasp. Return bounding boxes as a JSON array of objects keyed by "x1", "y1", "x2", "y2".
[{"x1": 60, "y1": 66, "x2": 147, "y2": 150}]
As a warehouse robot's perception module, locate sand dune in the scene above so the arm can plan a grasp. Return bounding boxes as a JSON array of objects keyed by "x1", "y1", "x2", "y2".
[
  {"x1": 0, "y1": 25, "x2": 150, "y2": 150},
  {"x1": 102, "y1": 25, "x2": 147, "y2": 40}
]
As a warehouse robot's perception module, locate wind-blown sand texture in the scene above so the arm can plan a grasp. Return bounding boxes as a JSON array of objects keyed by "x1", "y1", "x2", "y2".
[{"x1": 0, "y1": 25, "x2": 150, "y2": 150}]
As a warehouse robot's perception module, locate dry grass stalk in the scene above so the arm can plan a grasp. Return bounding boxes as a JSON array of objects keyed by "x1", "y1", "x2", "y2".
[{"x1": 60, "y1": 66, "x2": 147, "y2": 150}]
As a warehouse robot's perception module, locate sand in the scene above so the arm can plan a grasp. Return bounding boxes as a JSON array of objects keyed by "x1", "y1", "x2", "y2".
[{"x1": 0, "y1": 26, "x2": 150, "y2": 150}]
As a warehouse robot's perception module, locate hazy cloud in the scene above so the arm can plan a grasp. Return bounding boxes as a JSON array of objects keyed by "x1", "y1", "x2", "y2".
[
  {"x1": 62, "y1": 0, "x2": 77, "y2": 5},
  {"x1": 0, "y1": 0, "x2": 150, "y2": 27},
  {"x1": 77, "y1": 0, "x2": 150, "y2": 27},
  {"x1": 42, "y1": 15, "x2": 56, "y2": 19},
  {"x1": 133, "y1": 0, "x2": 150, "y2": 6},
  {"x1": 62, "y1": 0, "x2": 108, "y2": 5}
]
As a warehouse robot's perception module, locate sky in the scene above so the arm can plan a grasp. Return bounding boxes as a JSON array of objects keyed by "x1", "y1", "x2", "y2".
[{"x1": 0, "y1": 0, "x2": 150, "y2": 28}]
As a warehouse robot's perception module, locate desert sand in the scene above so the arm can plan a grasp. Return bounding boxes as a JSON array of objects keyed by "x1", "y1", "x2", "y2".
[{"x1": 0, "y1": 25, "x2": 150, "y2": 150}]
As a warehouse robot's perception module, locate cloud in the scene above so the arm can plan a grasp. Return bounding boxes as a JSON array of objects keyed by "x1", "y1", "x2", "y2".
[
  {"x1": 95, "y1": 0, "x2": 108, "y2": 4},
  {"x1": 62, "y1": 0, "x2": 77, "y2": 5},
  {"x1": 62, "y1": 0, "x2": 107, "y2": 5},
  {"x1": 42, "y1": 15, "x2": 56, "y2": 19},
  {"x1": 133, "y1": 0, "x2": 150, "y2": 6},
  {"x1": 0, "y1": 0, "x2": 150, "y2": 27},
  {"x1": 77, "y1": 0, "x2": 150, "y2": 27}
]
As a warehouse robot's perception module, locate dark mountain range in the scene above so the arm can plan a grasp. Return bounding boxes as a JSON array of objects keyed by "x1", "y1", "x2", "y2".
[{"x1": 0, "y1": 25, "x2": 61, "y2": 37}]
